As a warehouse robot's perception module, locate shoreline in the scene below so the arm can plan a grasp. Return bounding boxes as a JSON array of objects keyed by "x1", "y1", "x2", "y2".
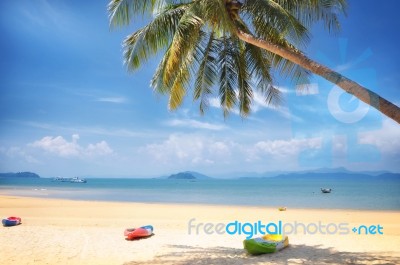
[
  {"x1": 1, "y1": 190, "x2": 399, "y2": 212},
  {"x1": 1, "y1": 195, "x2": 400, "y2": 264}
]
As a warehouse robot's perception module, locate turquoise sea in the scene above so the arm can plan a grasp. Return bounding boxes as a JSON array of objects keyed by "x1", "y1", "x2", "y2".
[{"x1": 1, "y1": 177, "x2": 399, "y2": 210}]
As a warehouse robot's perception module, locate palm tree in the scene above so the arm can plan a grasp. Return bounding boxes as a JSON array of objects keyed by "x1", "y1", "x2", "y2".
[{"x1": 108, "y1": 0, "x2": 400, "y2": 123}]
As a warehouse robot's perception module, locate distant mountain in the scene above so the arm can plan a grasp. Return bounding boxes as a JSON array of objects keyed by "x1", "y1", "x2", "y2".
[
  {"x1": 0, "y1": 172, "x2": 40, "y2": 178},
  {"x1": 377, "y1": 173, "x2": 400, "y2": 180},
  {"x1": 273, "y1": 172, "x2": 369, "y2": 180},
  {"x1": 216, "y1": 170, "x2": 289, "y2": 179},
  {"x1": 167, "y1": 171, "x2": 212, "y2": 180},
  {"x1": 219, "y1": 167, "x2": 394, "y2": 179},
  {"x1": 298, "y1": 167, "x2": 391, "y2": 176},
  {"x1": 164, "y1": 168, "x2": 398, "y2": 180},
  {"x1": 272, "y1": 171, "x2": 400, "y2": 180},
  {"x1": 168, "y1": 173, "x2": 196, "y2": 179}
]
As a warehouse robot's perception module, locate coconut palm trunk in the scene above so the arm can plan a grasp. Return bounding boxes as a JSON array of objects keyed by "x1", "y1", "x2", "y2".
[{"x1": 235, "y1": 30, "x2": 400, "y2": 124}]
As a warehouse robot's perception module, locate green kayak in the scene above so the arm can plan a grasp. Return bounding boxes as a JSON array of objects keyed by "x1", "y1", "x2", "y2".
[{"x1": 243, "y1": 234, "x2": 289, "y2": 255}]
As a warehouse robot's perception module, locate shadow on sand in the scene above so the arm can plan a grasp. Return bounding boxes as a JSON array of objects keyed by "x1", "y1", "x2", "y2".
[{"x1": 124, "y1": 244, "x2": 400, "y2": 265}]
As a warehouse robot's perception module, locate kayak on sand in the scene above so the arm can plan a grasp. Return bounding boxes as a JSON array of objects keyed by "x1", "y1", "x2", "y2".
[
  {"x1": 2, "y1": 216, "x2": 22, "y2": 227},
  {"x1": 124, "y1": 225, "x2": 153, "y2": 240},
  {"x1": 243, "y1": 234, "x2": 289, "y2": 255}
]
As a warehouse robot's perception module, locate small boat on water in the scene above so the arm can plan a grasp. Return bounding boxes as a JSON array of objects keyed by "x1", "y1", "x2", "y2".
[
  {"x1": 321, "y1": 188, "x2": 332, "y2": 193},
  {"x1": 70, "y1": 177, "x2": 87, "y2": 183},
  {"x1": 53, "y1": 176, "x2": 69, "y2": 182},
  {"x1": 53, "y1": 177, "x2": 87, "y2": 183},
  {"x1": 2, "y1": 216, "x2": 22, "y2": 227},
  {"x1": 124, "y1": 225, "x2": 153, "y2": 240}
]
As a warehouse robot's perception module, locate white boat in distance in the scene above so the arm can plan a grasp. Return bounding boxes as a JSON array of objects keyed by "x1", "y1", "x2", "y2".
[
  {"x1": 321, "y1": 188, "x2": 332, "y2": 193},
  {"x1": 53, "y1": 177, "x2": 87, "y2": 183},
  {"x1": 70, "y1": 177, "x2": 87, "y2": 183}
]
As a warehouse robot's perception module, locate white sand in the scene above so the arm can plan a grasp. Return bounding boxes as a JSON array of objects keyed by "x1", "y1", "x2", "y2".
[{"x1": 1, "y1": 195, "x2": 399, "y2": 265}]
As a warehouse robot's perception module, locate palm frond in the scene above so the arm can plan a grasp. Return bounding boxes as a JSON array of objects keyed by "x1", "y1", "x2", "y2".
[
  {"x1": 151, "y1": 43, "x2": 193, "y2": 110},
  {"x1": 195, "y1": 0, "x2": 237, "y2": 35},
  {"x1": 123, "y1": 4, "x2": 187, "y2": 71},
  {"x1": 241, "y1": 19, "x2": 311, "y2": 87},
  {"x1": 272, "y1": 0, "x2": 347, "y2": 33},
  {"x1": 264, "y1": 84, "x2": 283, "y2": 106},
  {"x1": 244, "y1": 43, "x2": 283, "y2": 106},
  {"x1": 217, "y1": 36, "x2": 238, "y2": 117},
  {"x1": 168, "y1": 60, "x2": 191, "y2": 110},
  {"x1": 163, "y1": 10, "x2": 203, "y2": 83},
  {"x1": 108, "y1": 0, "x2": 160, "y2": 27},
  {"x1": 152, "y1": 4, "x2": 205, "y2": 109},
  {"x1": 242, "y1": 0, "x2": 310, "y2": 47},
  {"x1": 244, "y1": 43, "x2": 272, "y2": 84},
  {"x1": 193, "y1": 31, "x2": 218, "y2": 115},
  {"x1": 151, "y1": 48, "x2": 171, "y2": 95},
  {"x1": 269, "y1": 52, "x2": 311, "y2": 85},
  {"x1": 234, "y1": 40, "x2": 253, "y2": 117}
]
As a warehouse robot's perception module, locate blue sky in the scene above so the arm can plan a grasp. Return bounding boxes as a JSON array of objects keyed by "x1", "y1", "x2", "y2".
[{"x1": 0, "y1": 0, "x2": 399, "y2": 178}]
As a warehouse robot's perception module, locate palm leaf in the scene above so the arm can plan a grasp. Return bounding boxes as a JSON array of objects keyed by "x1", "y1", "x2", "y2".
[
  {"x1": 217, "y1": 36, "x2": 238, "y2": 117},
  {"x1": 244, "y1": 43, "x2": 282, "y2": 106},
  {"x1": 269, "y1": 52, "x2": 311, "y2": 85},
  {"x1": 242, "y1": 0, "x2": 310, "y2": 47},
  {"x1": 163, "y1": 10, "x2": 203, "y2": 84},
  {"x1": 151, "y1": 48, "x2": 172, "y2": 95},
  {"x1": 273, "y1": 0, "x2": 347, "y2": 32},
  {"x1": 123, "y1": 4, "x2": 187, "y2": 71},
  {"x1": 234, "y1": 39, "x2": 253, "y2": 117},
  {"x1": 108, "y1": 0, "x2": 159, "y2": 27},
  {"x1": 193, "y1": 31, "x2": 218, "y2": 114},
  {"x1": 158, "y1": 4, "x2": 205, "y2": 109}
]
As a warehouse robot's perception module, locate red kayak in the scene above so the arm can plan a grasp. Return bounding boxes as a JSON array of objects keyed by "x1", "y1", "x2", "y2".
[
  {"x1": 2, "y1": 216, "x2": 22, "y2": 227},
  {"x1": 124, "y1": 225, "x2": 153, "y2": 240}
]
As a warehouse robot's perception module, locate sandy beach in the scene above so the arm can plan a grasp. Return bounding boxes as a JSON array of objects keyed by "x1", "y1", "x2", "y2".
[{"x1": 1, "y1": 195, "x2": 399, "y2": 265}]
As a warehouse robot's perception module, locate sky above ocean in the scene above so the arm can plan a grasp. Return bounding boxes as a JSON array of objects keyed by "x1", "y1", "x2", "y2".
[{"x1": 0, "y1": 0, "x2": 399, "y2": 178}]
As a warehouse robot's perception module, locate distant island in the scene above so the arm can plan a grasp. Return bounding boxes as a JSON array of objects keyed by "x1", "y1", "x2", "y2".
[
  {"x1": 167, "y1": 171, "x2": 212, "y2": 180},
  {"x1": 168, "y1": 173, "x2": 196, "y2": 179},
  {"x1": 0, "y1": 172, "x2": 41, "y2": 178},
  {"x1": 272, "y1": 172, "x2": 400, "y2": 180},
  {"x1": 167, "y1": 168, "x2": 399, "y2": 180}
]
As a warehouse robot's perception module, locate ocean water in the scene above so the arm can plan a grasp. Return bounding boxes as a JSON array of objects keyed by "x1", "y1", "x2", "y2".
[{"x1": 1, "y1": 177, "x2": 399, "y2": 210}]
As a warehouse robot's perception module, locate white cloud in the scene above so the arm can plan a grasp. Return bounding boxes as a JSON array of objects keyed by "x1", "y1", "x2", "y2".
[
  {"x1": 296, "y1": 83, "x2": 319, "y2": 96},
  {"x1": 359, "y1": 119, "x2": 400, "y2": 155},
  {"x1": 31, "y1": 135, "x2": 80, "y2": 157},
  {"x1": 86, "y1": 141, "x2": 114, "y2": 156},
  {"x1": 140, "y1": 133, "x2": 323, "y2": 168},
  {"x1": 247, "y1": 137, "x2": 322, "y2": 161},
  {"x1": 18, "y1": 0, "x2": 73, "y2": 34},
  {"x1": 209, "y1": 141, "x2": 231, "y2": 156},
  {"x1": 0, "y1": 146, "x2": 39, "y2": 164},
  {"x1": 30, "y1": 134, "x2": 113, "y2": 158},
  {"x1": 276, "y1": 86, "x2": 293, "y2": 94},
  {"x1": 140, "y1": 134, "x2": 233, "y2": 166},
  {"x1": 12, "y1": 120, "x2": 156, "y2": 138},
  {"x1": 165, "y1": 119, "x2": 227, "y2": 131},
  {"x1": 96, "y1": 97, "x2": 127, "y2": 104}
]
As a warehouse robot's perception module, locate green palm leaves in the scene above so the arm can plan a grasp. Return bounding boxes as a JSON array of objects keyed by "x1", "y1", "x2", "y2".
[{"x1": 109, "y1": 0, "x2": 347, "y2": 117}]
